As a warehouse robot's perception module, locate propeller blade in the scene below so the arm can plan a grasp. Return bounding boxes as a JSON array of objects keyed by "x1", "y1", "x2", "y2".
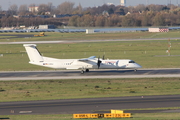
[{"x1": 97, "y1": 56, "x2": 102, "y2": 69}]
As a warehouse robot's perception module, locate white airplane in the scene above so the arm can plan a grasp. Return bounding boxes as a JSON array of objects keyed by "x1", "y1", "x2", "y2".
[{"x1": 23, "y1": 44, "x2": 142, "y2": 73}]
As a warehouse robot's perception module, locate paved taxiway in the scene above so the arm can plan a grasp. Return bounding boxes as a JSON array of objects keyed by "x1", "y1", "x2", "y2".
[
  {"x1": 1, "y1": 37, "x2": 180, "y2": 45},
  {"x1": 0, "y1": 68, "x2": 180, "y2": 81},
  {"x1": 0, "y1": 95, "x2": 180, "y2": 115},
  {"x1": 1, "y1": 69, "x2": 180, "y2": 115}
]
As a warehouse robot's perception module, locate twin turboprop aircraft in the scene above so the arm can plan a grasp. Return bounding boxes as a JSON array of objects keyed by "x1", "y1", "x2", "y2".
[{"x1": 23, "y1": 44, "x2": 142, "y2": 73}]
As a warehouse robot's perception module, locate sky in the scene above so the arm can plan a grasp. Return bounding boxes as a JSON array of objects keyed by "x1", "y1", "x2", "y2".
[{"x1": 0, "y1": 0, "x2": 179, "y2": 10}]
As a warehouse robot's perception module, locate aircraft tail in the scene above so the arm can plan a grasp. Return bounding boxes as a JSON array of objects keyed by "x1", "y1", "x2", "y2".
[{"x1": 23, "y1": 44, "x2": 44, "y2": 63}]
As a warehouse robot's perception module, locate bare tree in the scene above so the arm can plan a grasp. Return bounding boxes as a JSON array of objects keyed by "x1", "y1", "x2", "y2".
[
  {"x1": 0, "y1": 5, "x2": 2, "y2": 11},
  {"x1": 95, "y1": 16, "x2": 105, "y2": 27},
  {"x1": 1, "y1": 17, "x2": 8, "y2": 27},
  {"x1": 38, "y1": 4, "x2": 49, "y2": 14},
  {"x1": 68, "y1": 16, "x2": 78, "y2": 26},
  {"x1": 106, "y1": 14, "x2": 121, "y2": 26},
  {"x1": 153, "y1": 13, "x2": 165, "y2": 26},
  {"x1": 8, "y1": 4, "x2": 18, "y2": 15},
  {"x1": 18, "y1": 4, "x2": 28, "y2": 13},
  {"x1": 72, "y1": 3, "x2": 83, "y2": 14},
  {"x1": 135, "y1": 4, "x2": 146, "y2": 11},
  {"x1": 47, "y1": 2, "x2": 53, "y2": 12},
  {"x1": 80, "y1": 14, "x2": 94, "y2": 27},
  {"x1": 121, "y1": 15, "x2": 136, "y2": 27},
  {"x1": 141, "y1": 13, "x2": 149, "y2": 26},
  {"x1": 77, "y1": 3, "x2": 83, "y2": 14},
  {"x1": 29, "y1": 4, "x2": 37, "y2": 13},
  {"x1": 148, "y1": 4, "x2": 164, "y2": 11},
  {"x1": 57, "y1": 2, "x2": 75, "y2": 14}
]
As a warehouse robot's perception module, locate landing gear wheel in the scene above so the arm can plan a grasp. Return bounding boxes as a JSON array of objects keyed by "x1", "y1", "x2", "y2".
[
  {"x1": 86, "y1": 69, "x2": 89, "y2": 72},
  {"x1": 134, "y1": 69, "x2": 137, "y2": 72},
  {"x1": 81, "y1": 70, "x2": 85, "y2": 74}
]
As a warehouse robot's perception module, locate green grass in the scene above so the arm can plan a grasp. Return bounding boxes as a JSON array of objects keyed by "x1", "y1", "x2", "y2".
[
  {"x1": 0, "y1": 78, "x2": 180, "y2": 102},
  {"x1": 0, "y1": 30, "x2": 180, "y2": 42},
  {"x1": 0, "y1": 40, "x2": 180, "y2": 71},
  {"x1": 0, "y1": 113, "x2": 180, "y2": 120},
  {"x1": 0, "y1": 32, "x2": 152, "y2": 42}
]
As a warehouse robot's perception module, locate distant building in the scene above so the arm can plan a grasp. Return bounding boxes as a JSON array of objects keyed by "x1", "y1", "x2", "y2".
[
  {"x1": 28, "y1": 6, "x2": 39, "y2": 12},
  {"x1": 53, "y1": 14, "x2": 71, "y2": 18},
  {"x1": 45, "y1": 12, "x2": 51, "y2": 15},
  {"x1": 39, "y1": 25, "x2": 55, "y2": 29},
  {"x1": 13, "y1": 15, "x2": 50, "y2": 19},
  {"x1": 149, "y1": 27, "x2": 169, "y2": 32},
  {"x1": 120, "y1": 0, "x2": 126, "y2": 6},
  {"x1": 86, "y1": 29, "x2": 94, "y2": 34},
  {"x1": 37, "y1": 15, "x2": 50, "y2": 18},
  {"x1": 107, "y1": 3, "x2": 114, "y2": 5},
  {"x1": 53, "y1": 14, "x2": 83, "y2": 18},
  {"x1": 102, "y1": 11, "x2": 109, "y2": 17}
]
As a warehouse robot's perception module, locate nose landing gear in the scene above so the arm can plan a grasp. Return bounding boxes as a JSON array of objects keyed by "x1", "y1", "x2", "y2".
[{"x1": 81, "y1": 69, "x2": 89, "y2": 74}]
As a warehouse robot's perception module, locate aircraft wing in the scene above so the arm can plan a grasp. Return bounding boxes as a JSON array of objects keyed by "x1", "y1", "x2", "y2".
[{"x1": 79, "y1": 56, "x2": 96, "y2": 61}]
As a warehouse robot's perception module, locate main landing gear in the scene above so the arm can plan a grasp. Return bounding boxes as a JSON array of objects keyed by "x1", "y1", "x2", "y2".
[{"x1": 81, "y1": 69, "x2": 89, "y2": 74}]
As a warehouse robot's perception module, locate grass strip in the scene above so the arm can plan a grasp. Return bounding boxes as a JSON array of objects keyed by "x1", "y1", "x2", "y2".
[
  {"x1": 0, "y1": 39, "x2": 180, "y2": 71},
  {"x1": 0, "y1": 30, "x2": 180, "y2": 42},
  {"x1": 0, "y1": 78, "x2": 180, "y2": 102},
  {"x1": 0, "y1": 112, "x2": 180, "y2": 120}
]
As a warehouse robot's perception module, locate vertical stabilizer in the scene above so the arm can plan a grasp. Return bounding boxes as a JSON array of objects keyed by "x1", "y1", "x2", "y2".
[{"x1": 23, "y1": 44, "x2": 44, "y2": 63}]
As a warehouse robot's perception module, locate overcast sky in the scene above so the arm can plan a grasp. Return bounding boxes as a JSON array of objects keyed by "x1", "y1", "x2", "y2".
[{"x1": 0, "y1": 0, "x2": 179, "y2": 10}]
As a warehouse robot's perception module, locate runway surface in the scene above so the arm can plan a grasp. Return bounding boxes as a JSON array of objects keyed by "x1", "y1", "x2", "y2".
[
  {"x1": 1, "y1": 37, "x2": 180, "y2": 45},
  {"x1": 0, "y1": 34, "x2": 34, "y2": 39},
  {"x1": 0, "y1": 68, "x2": 180, "y2": 81},
  {"x1": 0, "y1": 95, "x2": 180, "y2": 115},
  {"x1": 1, "y1": 69, "x2": 180, "y2": 115}
]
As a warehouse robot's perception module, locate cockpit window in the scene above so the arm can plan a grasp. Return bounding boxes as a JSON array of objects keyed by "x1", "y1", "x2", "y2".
[{"x1": 129, "y1": 61, "x2": 135, "y2": 63}]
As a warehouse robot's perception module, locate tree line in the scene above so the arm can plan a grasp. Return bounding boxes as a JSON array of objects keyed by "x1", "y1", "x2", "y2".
[
  {"x1": 0, "y1": 2, "x2": 180, "y2": 27},
  {"x1": 68, "y1": 10, "x2": 180, "y2": 27}
]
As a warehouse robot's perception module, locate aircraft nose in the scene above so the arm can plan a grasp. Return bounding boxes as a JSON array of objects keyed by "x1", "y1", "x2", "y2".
[
  {"x1": 127, "y1": 63, "x2": 142, "y2": 68},
  {"x1": 136, "y1": 63, "x2": 142, "y2": 68}
]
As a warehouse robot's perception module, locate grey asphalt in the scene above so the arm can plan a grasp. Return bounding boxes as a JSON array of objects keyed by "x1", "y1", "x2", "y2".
[
  {"x1": 0, "y1": 68, "x2": 180, "y2": 81},
  {"x1": 0, "y1": 69, "x2": 180, "y2": 115},
  {"x1": 0, "y1": 95, "x2": 180, "y2": 115},
  {"x1": 0, "y1": 34, "x2": 34, "y2": 39},
  {"x1": 1, "y1": 37, "x2": 180, "y2": 45}
]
